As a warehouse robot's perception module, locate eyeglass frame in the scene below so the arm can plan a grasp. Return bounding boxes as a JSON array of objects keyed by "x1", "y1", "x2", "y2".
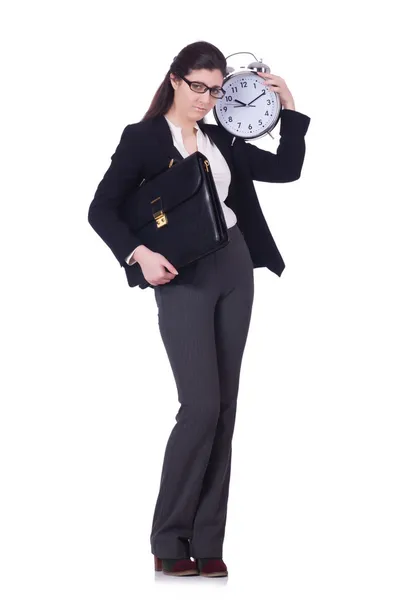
[{"x1": 179, "y1": 74, "x2": 226, "y2": 99}]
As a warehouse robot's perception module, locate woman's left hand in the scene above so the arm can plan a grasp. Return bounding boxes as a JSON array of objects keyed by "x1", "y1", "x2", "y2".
[{"x1": 257, "y1": 72, "x2": 295, "y2": 110}]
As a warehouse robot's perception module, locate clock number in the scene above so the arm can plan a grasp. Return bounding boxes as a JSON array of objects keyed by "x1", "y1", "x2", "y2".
[
  {"x1": 248, "y1": 124, "x2": 252, "y2": 130},
  {"x1": 228, "y1": 116, "x2": 233, "y2": 122},
  {"x1": 258, "y1": 119, "x2": 263, "y2": 125},
  {"x1": 240, "y1": 81, "x2": 247, "y2": 88},
  {"x1": 226, "y1": 95, "x2": 232, "y2": 101},
  {"x1": 265, "y1": 111, "x2": 269, "y2": 116},
  {"x1": 237, "y1": 122, "x2": 241, "y2": 128},
  {"x1": 231, "y1": 86, "x2": 237, "y2": 93},
  {"x1": 222, "y1": 106, "x2": 227, "y2": 112}
]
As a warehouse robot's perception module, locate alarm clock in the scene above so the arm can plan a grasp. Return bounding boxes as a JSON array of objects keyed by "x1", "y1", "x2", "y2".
[{"x1": 213, "y1": 51, "x2": 281, "y2": 141}]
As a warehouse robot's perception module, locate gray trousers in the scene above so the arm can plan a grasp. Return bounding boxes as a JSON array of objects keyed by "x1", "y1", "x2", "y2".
[{"x1": 150, "y1": 223, "x2": 255, "y2": 559}]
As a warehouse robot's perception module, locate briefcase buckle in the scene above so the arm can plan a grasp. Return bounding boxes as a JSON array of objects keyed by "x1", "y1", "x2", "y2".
[
  {"x1": 151, "y1": 196, "x2": 168, "y2": 228},
  {"x1": 154, "y1": 210, "x2": 168, "y2": 228}
]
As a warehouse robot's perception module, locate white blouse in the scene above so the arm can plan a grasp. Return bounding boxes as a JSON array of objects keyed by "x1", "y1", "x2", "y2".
[{"x1": 125, "y1": 115, "x2": 236, "y2": 265}]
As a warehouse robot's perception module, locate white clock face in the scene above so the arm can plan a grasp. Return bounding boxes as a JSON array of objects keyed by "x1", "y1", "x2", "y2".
[{"x1": 214, "y1": 71, "x2": 280, "y2": 139}]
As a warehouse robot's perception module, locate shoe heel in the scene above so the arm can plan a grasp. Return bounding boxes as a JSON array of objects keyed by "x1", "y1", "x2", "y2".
[{"x1": 154, "y1": 556, "x2": 162, "y2": 571}]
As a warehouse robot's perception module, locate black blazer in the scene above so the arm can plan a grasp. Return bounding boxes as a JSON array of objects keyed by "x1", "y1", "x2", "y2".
[{"x1": 88, "y1": 108, "x2": 311, "y2": 289}]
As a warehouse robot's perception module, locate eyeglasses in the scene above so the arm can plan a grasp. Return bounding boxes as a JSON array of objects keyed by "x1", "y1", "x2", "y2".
[{"x1": 180, "y1": 75, "x2": 226, "y2": 99}]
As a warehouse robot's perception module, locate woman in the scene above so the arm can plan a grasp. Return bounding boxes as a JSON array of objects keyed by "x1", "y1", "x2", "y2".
[{"x1": 88, "y1": 41, "x2": 311, "y2": 577}]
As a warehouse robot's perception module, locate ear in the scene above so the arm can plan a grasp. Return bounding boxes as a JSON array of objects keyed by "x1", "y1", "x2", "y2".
[{"x1": 169, "y1": 74, "x2": 177, "y2": 90}]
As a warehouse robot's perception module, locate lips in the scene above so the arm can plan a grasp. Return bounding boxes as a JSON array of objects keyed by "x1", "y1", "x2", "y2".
[{"x1": 194, "y1": 107, "x2": 206, "y2": 112}]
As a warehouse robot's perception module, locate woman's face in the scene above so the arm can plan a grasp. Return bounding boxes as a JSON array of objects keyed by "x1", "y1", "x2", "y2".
[{"x1": 170, "y1": 68, "x2": 224, "y2": 121}]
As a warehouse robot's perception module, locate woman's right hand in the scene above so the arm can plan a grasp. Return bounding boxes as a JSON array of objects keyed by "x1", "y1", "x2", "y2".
[{"x1": 133, "y1": 245, "x2": 179, "y2": 286}]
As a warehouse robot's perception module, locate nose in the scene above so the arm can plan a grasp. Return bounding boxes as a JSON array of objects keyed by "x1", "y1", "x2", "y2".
[{"x1": 200, "y1": 89, "x2": 213, "y2": 100}]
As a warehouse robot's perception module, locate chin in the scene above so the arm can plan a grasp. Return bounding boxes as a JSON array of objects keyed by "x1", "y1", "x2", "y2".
[{"x1": 192, "y1": 108, "x2": 207, "y2": 118}]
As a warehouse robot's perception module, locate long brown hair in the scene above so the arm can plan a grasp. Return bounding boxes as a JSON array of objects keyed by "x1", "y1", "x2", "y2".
[{"x1": 141, "y1": 40, "x2": 227, "y2": 127}]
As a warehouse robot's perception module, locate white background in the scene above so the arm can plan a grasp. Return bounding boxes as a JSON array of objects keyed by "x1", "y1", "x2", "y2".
[{"x1": 1, "y1": 1, "x2": 396, "y2": 598}]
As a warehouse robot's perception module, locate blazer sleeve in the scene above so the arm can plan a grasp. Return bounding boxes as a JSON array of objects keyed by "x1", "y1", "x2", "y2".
[
  {"x1": 233, "y1": 108, "x2": 311, "y2": 183},
  {"x1": 88, "y1": 124, "x2": 144, "y2": 267}
]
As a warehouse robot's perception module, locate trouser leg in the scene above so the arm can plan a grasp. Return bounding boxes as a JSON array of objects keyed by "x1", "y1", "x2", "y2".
[
  {"x1": 190, "y1": 247, "x2": 254, "y2": 557},
  {"x1": 149, "y1": 282, "x2": 221, "y2": 558}
]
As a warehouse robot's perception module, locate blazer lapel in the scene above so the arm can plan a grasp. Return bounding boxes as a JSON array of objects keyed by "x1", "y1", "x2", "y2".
[{"x1": 150, "y1": 114, "x2": 185, "y2": 163}]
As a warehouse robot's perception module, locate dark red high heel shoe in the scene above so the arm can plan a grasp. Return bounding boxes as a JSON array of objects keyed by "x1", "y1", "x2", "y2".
[
  {"x1": 154, "y1": 555, "x2": 199, "y2": 576},
  {"x1": 197, "y1": 557, "x2": 228, "y2": 577}
]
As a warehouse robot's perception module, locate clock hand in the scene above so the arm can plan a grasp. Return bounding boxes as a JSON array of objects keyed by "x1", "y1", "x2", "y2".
[
  {"x1": 234, "y1": 99, "x2": 247, "y2": 106},
  {"x1": 224, "y1": 104, "x2": 256, "y2": 107},
  {"x1": 247, "y1": 91, "x2": 267, "y2": 106}
]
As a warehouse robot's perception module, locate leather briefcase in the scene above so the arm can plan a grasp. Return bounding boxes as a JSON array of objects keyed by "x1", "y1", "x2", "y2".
[{"x1": 119, "y1": 150, "x2": 230, "y2": 287}]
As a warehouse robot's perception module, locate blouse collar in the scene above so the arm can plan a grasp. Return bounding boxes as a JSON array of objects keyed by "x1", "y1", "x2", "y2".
[{"x1": 164, "y1": 115, "x2": 199, "y2": 133}]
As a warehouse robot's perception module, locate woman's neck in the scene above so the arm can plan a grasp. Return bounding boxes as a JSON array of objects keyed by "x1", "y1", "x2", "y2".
[{"x1": 164, "y1": 109, "x2": 197, "y2": 137}]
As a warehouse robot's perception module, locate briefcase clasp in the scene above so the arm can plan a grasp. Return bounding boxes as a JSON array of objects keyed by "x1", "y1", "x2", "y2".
[
  {"x1": 154, "y1": 210, "x2": 168, "y2": 228},
  {"x1": 151, "y1": 196, "x2": 168, "y2": 228}
]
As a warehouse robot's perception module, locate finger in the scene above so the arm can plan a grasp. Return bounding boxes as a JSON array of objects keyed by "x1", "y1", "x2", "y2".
[
  {"x1": 261, "y1": 75, "x2": 282, "y2": 85},
  {"x1": 162, "y1": 271, "x2": 175, "y2": 281},
  {"x1": 163, "y1": 269, "x2": 176, "y2": 278},
  {"x1": 164, "y1": 262, "x2": 179, "y2": 274},
  {"x1": 261, "y1": 79, "x2": 278, "y2": 87}
]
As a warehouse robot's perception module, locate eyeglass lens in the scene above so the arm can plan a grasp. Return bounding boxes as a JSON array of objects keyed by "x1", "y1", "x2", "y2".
[{"x1": 189, "y1": 81, "x2": 224, "y2": 98}]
